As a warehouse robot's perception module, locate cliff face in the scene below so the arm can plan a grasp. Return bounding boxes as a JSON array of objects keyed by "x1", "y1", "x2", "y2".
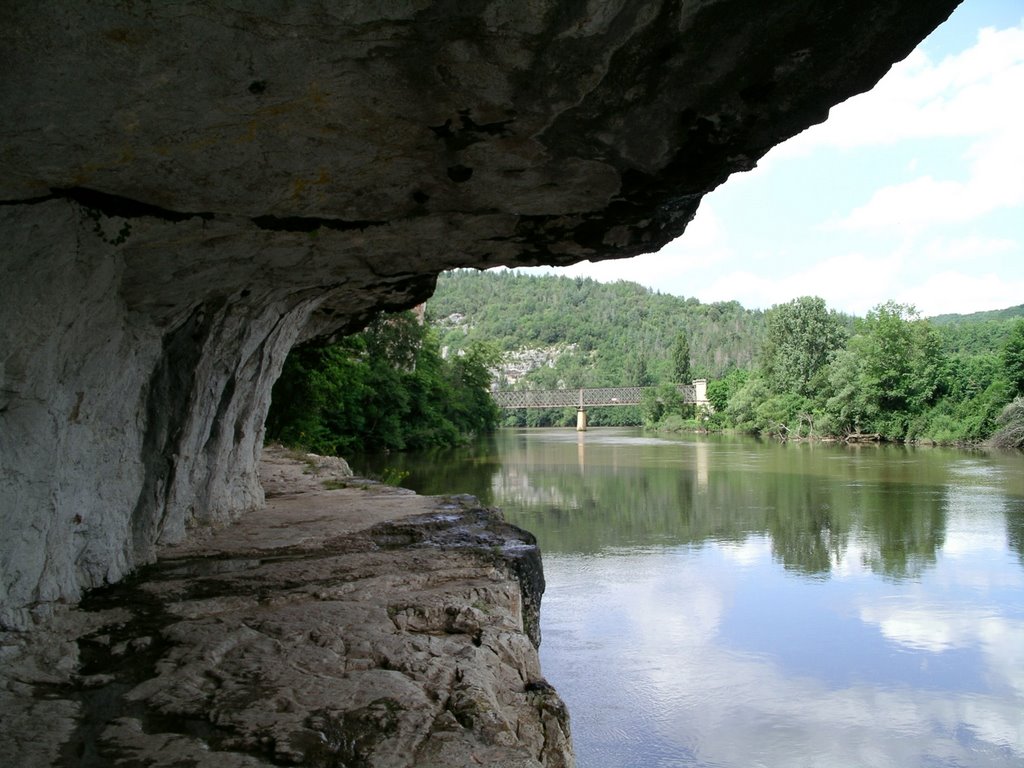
[{"x1": 0, "y1": 1, "x2": 959, "y2": 624}]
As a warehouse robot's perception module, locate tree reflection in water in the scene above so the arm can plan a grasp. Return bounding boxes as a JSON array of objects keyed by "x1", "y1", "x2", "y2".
[{"x1": 368, "y1": 429, "x2": 1024, "y2": 767}]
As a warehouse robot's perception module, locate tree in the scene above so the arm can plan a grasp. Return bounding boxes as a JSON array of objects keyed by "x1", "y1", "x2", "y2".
[
  {"x1": 444, "y1": 340, "x2": 502, "y2": 436},
  {"x1": 641, "y1": 388, "x2": 664, "y2": 426},
  {"x1": 671, "y1": 330, "x2": 692, "y2": 383},
  {"x1": 724, "y1": 375, "x2": 771, "y2": 433},
  {"x1": 861, "y1": 302, "x2": 941, "y2": 415},
  {"x1": 704, "y1": 368, "x2": 748, "y2": 428},
  {"x1": 264, "y1": 339, "x2": 373, "y2": 456},
  {"x1": 823, "y1": 344, "x2": 876, "y2": 434},
  {"x1": 625, "y1": 348, "x2": 654, "y2": 387},
  {"x1": 761, "y1": 296, "x2": 847, "y2": 399},
  {"x1": 1002, "y1": 319, "x2": 1024, "y2": 396},
  {"x1": 427, "y1": 269, "x2": 767, "y2": 385},
  {"x1": 265, "y1": 311, "x2": 500, "y2": 455},
  {"x1": 822, "y1": 302, "x2": 942, "y2": 439}
]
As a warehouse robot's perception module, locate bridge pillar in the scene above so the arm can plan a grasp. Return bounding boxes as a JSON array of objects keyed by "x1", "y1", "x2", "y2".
[
  {"x1": 576, "y1": 408, "x2": 587, "y2": 431},
  {"x1": 693, "y1": 378, "x2": 708, "y2": 404}
]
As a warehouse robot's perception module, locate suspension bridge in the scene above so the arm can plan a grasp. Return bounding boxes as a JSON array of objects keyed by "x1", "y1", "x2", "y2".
[{"x1": 492, "y1": 380, "x2": 710, "y2": 430}]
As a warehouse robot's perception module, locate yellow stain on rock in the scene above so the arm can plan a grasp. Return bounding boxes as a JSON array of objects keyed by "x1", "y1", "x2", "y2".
[{"x1": 291, "y1": 169, "x2": 331, "y2": 200}]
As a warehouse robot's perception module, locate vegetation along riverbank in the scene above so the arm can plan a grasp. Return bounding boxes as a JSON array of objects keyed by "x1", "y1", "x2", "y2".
[
  {"x1": 427, "y1": 271, "x2": 1024, "y2": 449},
  {"x1": 267, "y1": 271, "x2": 1024, "y2": 454}
]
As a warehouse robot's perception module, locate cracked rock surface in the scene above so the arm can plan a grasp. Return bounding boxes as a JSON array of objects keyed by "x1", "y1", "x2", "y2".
[
  {"x1": 0, "y1": 448, "x2": 572, "y2": 767},
  {"x1": 0, "y1": 1, "x2": 959, "y2": 622}
]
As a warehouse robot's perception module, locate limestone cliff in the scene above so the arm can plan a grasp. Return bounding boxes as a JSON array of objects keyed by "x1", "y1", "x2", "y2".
[{"x1": 0, "y1": 1, "x2": 959, "y2": 624}]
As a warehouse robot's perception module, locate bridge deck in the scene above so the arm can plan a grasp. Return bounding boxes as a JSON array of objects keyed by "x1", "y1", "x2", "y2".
[{"x1": 493, "y1": 384, "x2": 698, "y2": 409}]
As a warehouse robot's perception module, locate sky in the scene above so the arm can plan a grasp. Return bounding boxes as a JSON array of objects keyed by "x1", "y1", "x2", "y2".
[{"x1": 510, "y1": 0, "x2": 1024, "y2": 318}]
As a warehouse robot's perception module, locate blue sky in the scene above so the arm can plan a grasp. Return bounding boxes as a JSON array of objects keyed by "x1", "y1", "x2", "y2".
[{"x1": 512, "y1": 0, "x2": 1024, "y2": 318}]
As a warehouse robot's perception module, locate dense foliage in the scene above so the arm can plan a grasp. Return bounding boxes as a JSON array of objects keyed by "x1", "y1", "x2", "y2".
[
  {"x1": 760, "y1": 296, "x2": 848, "y2": 398},
  {"x1": 265, "y1": 312, "x2": 500, "y2": 455},
  {"x1": 427, "y1": 270, "x2": 1024, "y2": 446},
  {"x1": 726, "y1": 303, "x2": 1022, "y2": 444},
  {"x1": 429, "y1": 269, "x2": 768, "y2": 427},
  {"x1": 430, "y1": 270, "x2": 767, "y2": 381}
]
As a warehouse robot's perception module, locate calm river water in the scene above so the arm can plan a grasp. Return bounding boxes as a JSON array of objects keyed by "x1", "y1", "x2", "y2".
[{"x1": 359, "y1": 429, "x2": 1024, "y2": 768}]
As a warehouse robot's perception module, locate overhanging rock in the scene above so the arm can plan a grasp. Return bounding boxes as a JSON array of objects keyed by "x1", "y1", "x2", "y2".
[{"x1": 0, "y1": 1, "x2": 960, "y2": 624}]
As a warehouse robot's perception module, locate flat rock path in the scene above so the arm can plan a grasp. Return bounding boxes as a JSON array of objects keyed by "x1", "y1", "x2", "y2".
[{"x1": 0, "y1": 447, "x2": 573, "y2": 767}]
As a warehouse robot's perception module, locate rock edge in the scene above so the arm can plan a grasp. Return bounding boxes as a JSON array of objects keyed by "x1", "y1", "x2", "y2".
[{"x1": 0, "y1": 447, "x2": 572, "y2": 767}]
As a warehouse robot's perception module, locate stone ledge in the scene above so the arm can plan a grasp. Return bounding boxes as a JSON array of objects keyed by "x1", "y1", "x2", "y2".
[{"x1": 0, "y1": 448, "x2": 572, "y2": 767}]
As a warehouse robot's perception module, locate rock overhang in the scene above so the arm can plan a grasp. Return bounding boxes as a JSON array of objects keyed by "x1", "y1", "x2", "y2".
[
  {"x1": 4, "y1": 3, "x2": 961, "y2": 268},
  {"x1": 0, "y1": 0, "x2": 962, "y2": 623}
]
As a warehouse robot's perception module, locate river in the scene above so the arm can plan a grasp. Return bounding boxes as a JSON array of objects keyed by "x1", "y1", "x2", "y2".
[{"x1": 358, "y1": 428, "x2": 1024, "y2": 768}]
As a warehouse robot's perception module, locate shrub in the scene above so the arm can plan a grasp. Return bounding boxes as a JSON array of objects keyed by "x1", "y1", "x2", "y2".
[{"x1": 990, "y1": 397, "x2": 1024, "y2": 450}]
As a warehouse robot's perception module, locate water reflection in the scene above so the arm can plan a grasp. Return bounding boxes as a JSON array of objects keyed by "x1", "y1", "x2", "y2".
[
  {"x1": 413, "y1": 430, "x2": 958, "y2": 581},
  {"x1": 361, "y1": 429, "x2": 1024, "y2": 767}
]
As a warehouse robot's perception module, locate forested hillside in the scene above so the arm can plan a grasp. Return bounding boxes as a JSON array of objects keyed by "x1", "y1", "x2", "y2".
[
  {"x1": 930, "y1": 304, "x2": 1024, "y2": 358},
  {"x1": 425, "y1": 270, "x2": 1024, "y2": 446},
  {"x1": 427, "y1": 269, "x2": 775, "y2": 385},
  {"x1": 930, "y1": 304, "x2": 1024, "y2": 325}
]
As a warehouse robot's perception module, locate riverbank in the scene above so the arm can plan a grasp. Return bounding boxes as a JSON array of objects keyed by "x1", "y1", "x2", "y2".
[{"x1": 0, "y1": 446, "x2": 573, "y2": 767}]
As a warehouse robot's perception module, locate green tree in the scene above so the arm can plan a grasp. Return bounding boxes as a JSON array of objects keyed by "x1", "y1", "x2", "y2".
[
  {"x1": 761, "y1": 296, "x2": 847, "y2": 399},
  {"x1": 265, "y1": 339, "x2": 372, "y2": 456},
  {"x1": 641, "y1": 388, "x2": 664, "y2": 426},
  {"x1": 444, "y1": 340, "x2": 502, "y2": 435},
  {"x1": 823, "y1": 344, "x2": 876, "y2": 434},
  {"x1": 705, "y1": 368, "x2": 748, "y2": 413},
  {"x1": 1002, "y1": 319, "x2": 1024, "y2": 396},
  {"x1": 704, "y1": 369, "x2": 748, "y2": 429},
  {"x1": 725, "y1": 375, "x2": 771, "y2": 433},
  {"x1": 427, "y1": 270, "x2": 766, "y2": 385},
  {"x1": 426, "y1": 270, "x2": 1022, "y2": 444},
  {"x1": 671, "y1": 330, "x2": 692, "y2": 383},
  {"x1": 822, "y1": 302, "x2": 942, "y2": 439},
  {"x1": 625, "y1": 348, "x2": 654, "y2": 387},
  {"x1": 265, "y1": 311, "x2": 500, "y2": 456}
]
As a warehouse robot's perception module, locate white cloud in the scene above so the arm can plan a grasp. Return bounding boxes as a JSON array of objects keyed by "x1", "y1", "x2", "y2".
[
  {"x1": 801, "y1": 21, "x2": 1024, "y2": 238},
  {"x1": 859, "y1": 603, "x2": 1024, "y2": 701},
  {"x1": 672, "y1": 20, "x2": 1022, "y2": 313},
  {"x1": 716, "y1": 535, "x2": 771, "y2": 567},
  {"x1": 943, "y1": 523, "x2": 1011, "y2": 559},
  {"x1": 652, "y1": 202, "x2": 732, "y2": 265},
  {"x1": 831, "y1": 539, "x2": 872, "y2": 578},
  {"x1": 859, "y1": 603, "x2": 976, "y2": 653},
  {"x1": 701, "y1": 252, "x2": 904, "y2": 314},
  {"x1": 920, "y1": 234, "x2": 1017, "y2": 264},
  {"x1": 830, "y1": 128, "x2": 1024, "y2": 234},
  {"x1": 830, "y1": 176, "x2": 969, "y2": 234},
  {"x1": 546, "y1": 548, "x2": 1024, "y2": 768}
]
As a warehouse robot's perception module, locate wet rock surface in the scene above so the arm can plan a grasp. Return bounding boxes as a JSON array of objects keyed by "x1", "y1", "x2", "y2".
[{"x1": 0, "y1": 448, "x2": 572, "y2": 767}]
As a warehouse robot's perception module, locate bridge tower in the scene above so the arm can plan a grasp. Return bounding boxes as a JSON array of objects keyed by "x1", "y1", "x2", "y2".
[{"x1": 576, "y1": 389, "x2": 587, "y2": 431}]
